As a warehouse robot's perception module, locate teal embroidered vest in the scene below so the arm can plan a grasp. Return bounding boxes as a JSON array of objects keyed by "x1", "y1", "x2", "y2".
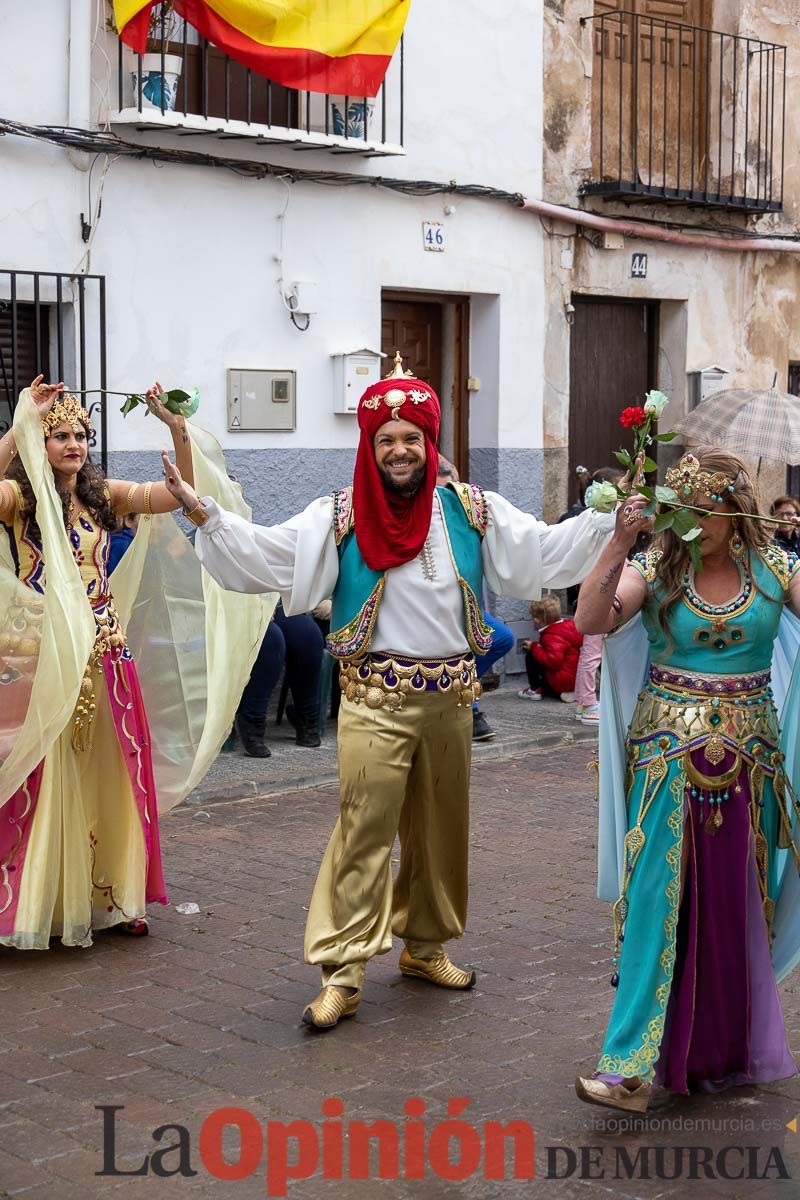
[{"x1": 328, "y1": 482, "x2": 493, "y2": 659}]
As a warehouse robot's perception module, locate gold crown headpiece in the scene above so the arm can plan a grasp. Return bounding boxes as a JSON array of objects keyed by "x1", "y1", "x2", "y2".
[
  {"x1": 665, "y1": 452, "x2": 736, "y2": 503},
  {"x1": 41, "y1": 392, "x2": 92, "y2": 437}
]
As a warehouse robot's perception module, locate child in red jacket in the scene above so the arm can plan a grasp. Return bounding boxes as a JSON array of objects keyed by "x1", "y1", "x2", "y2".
[{"x1": 520, "y1": 594, "x2": 583, "y2": 701}]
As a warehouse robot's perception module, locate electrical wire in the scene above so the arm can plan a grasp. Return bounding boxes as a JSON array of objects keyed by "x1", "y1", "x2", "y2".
[{"x1": 2, "y1": 115, "x2": 799, "y2": 244}]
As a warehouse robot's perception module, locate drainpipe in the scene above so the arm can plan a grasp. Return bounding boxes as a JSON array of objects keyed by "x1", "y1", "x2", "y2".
[
  {"x1": 523, "y1": 197, "x2": 800, "y2": 254},
  {"x1": 67, "y1": 0, "x2": 92, "y2": 171}
]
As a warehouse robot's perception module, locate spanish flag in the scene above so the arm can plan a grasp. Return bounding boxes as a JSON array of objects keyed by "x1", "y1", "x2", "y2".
[{"x1": 115, "y1": 1, "x2": 410, "y2": 97}]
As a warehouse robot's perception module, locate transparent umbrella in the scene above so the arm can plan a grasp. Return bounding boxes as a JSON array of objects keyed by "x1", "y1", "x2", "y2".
[{"x1": 677, "y1": 378, "x2": 800, "y2": 465}]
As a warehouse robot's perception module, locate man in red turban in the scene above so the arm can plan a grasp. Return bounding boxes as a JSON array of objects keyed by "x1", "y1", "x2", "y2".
[{"x1": 172, "y1": 354, "x2": 618, "y2": 1029}]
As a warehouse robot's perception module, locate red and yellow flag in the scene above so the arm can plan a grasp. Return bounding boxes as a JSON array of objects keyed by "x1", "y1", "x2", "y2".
[{"x1": 115, "y1": 1, "x2": 410, "y2": 97}]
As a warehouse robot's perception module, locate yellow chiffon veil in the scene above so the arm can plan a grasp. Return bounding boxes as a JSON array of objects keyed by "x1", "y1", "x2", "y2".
[{"x1": 0, "y1": 389, "x2": 273, "y2": 813}]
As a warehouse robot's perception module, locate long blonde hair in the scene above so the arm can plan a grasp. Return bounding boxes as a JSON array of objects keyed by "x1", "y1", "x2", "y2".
[{"x1": 654, "y1": 447, "x2": 772, "y2": 640}]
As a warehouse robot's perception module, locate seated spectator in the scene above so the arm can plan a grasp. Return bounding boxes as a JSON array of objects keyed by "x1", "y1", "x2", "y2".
[
  {"x1": 107, "y1": 512, "x2": 139, "y2": 574},
  {"x1": 770, "y1": 495, "x2": 800, "y2": 553},
  {"x1": 232, "y1": 603, "x2": 324, "y2": 757},
  {"x1": 519, "y1": 594, "x2": 583, "y2": 702}
]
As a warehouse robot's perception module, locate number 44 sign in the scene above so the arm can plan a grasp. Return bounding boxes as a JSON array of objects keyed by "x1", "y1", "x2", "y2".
[
  {"x1": 631, "y1": 252, "x2": 648, "y2": 278},
  {"x1": 422, "y1": 221, "x2": 445, "y2": 252}
]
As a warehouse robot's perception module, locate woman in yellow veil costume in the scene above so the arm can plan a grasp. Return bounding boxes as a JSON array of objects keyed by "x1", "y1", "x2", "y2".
[{"x1": 0, "y1": 378, "x2": 270, "y2": 949}]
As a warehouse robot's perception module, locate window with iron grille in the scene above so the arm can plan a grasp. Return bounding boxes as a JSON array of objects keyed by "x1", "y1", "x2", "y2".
[{"x1": 0, "y1": 272, "x2": 108, "y2": 469}]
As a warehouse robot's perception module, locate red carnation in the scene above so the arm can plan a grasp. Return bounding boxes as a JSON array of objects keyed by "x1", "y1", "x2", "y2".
[{"x1": 620, "y1": 406, "x2": 647, "y2": 429}]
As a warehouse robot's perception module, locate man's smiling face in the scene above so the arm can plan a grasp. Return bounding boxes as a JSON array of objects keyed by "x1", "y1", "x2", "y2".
[{"x1": 373, "y1": 418, "x2": 427, "y2": 497}]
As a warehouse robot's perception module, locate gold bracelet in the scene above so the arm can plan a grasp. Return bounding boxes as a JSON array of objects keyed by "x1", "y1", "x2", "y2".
[
  {"x1": 183, "y1": 501, "x2": 209, "y2": 528},
  {"x1": 124, "y1": 483, "x2": 138, "y2": 513},
  {"x1": 143, "y1": 481, "x2": 153, "y2": 516}
]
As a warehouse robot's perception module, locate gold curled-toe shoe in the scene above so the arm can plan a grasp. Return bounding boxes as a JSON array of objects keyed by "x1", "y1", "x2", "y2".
[
  {"x1": 575, "y1": 1075, "x2": 651, "y2": 1113},
  {"x1": 399, "y1": 949, "x2": 476, "y2": 990},
  {"x1": 302, "y1": 986, "x2": 360, "y2": 1030}
]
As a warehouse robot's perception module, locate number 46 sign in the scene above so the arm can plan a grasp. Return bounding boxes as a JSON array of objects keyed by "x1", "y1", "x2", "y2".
[{"x1": 422, "y1": 221, "x2": 445, "y2": 252}]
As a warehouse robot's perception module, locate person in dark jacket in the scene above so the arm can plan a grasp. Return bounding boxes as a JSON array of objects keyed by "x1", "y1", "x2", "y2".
[
  {"x1": 520, "y1": 594, "x2": 583, "y2": 701},
  {"x1": 770, "y1": 495, "x2": 800, "y2": 554}
]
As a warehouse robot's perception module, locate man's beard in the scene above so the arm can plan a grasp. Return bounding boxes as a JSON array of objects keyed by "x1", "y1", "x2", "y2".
[{"x1": 378, "y1": 460, "x2": 427, "y2": 498}]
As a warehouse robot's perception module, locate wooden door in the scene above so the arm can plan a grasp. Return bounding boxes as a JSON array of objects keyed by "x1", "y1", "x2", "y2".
[
  {"x1": 381, "y1": 295, "x2": 471, "y2": 480},
  {"x1": 381, "y1": 299, "x2": 443, "y2": 397},
  {"x1": 592, "y1": 0, "x2": 711, "y2": 192},
  {"x1": 569, "y1": 298, "x2": 658, "y2": 505}
]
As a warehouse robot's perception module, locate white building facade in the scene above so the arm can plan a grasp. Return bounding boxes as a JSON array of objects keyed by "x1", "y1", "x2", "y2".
[{"x1": 0, "y1": 1, "x2": 548, "y2": 525}]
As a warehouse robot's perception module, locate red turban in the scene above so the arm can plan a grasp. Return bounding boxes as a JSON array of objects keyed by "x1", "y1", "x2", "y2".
[{"x1": 353, "y1": 374, "x2": 441, "y2": 571}]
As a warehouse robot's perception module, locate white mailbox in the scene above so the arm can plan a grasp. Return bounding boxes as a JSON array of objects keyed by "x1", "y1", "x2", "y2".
[
  {"x1": 688, "y1": 365, "x2": 729, "y2": 410},
  {"x1": 332, "y1": 348, "x2": 385, "y2": 414},
  {"x1": 227, "y1": 369, "x2": 296, "y2": 431}
]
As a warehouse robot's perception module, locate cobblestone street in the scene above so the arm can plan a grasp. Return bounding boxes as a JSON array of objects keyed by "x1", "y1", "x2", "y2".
[{"x1": 1, "y1": 730, "x2": 799, "y2": 1199}]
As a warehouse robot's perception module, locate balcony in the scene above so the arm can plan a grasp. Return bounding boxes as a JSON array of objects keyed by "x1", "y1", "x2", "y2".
[
  {"x1": 112, "y1": 15, "x2": 404, "y2": 158},
  {"x1": 581, "y1": 10, "x2": 786, "y2": 212}
]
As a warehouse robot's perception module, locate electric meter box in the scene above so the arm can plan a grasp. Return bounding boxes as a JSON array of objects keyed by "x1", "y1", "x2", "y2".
[
  {"x1": 227, "y1": 369, "x2": 296, "y2": 431},
  {"x1": 332, "y1": 348, "x2": 385, "y2": 414}
]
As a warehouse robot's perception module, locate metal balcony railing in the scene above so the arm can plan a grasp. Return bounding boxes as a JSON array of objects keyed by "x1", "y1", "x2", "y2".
[
  {"x1": 581, "y1": 10, "x2": 786, "y2": 212},
  {"x1": 115, "y1": 8, "x2": 404, "y2": 155}
]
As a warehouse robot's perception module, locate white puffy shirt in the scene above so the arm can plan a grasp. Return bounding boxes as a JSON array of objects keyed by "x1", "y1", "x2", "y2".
[{"x1": 195, "y1": 489, "x2": 615, "y2": 658}]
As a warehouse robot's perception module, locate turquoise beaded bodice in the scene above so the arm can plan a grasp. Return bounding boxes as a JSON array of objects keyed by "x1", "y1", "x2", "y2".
[{"x1": 631, "y1": 545, "x2": 797, "y2": 674}]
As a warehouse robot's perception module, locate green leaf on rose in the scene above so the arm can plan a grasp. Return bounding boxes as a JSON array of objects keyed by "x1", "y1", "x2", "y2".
[
  {"x1": 643, "y1": 457, "x2": 658, "y2": 473},
  {"x1": 655, "y1": 485, "x2": 680, "y2": 504},
  {"x1": 120, "y1": 394, "x2": 143, "y2": 415},
  {"x1": 636, "y1": 484, "x2": 655, "y2": 500},
  {"x1": 653, "y1": 511, "x2": 675, "y2": 532},
  {"x1": 681, "y1": 526, "x2": 702, "y2": 541},
  {"x1": 671, "y1": 509, "x2": 697, "y2": 538},
  {"x1": 652, "y1": 431, "x2": 679, "y2": 442},
  {"x1": 614, "y1": 449, "x2": 633, "y2": 467}
]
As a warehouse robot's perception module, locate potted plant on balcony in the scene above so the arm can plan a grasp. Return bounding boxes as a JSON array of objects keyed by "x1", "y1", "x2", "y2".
[
  {"x1": 329, "y1": 95, "x2": 378, "y2": 141},
  {"x1": 107, "y1": 1, "x2": 184, "y2": 112}
]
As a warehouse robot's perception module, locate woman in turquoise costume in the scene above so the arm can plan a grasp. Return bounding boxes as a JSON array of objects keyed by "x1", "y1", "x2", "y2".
[{"x1": 574, "y1": 448, "x2": 800, "y2": 1112}]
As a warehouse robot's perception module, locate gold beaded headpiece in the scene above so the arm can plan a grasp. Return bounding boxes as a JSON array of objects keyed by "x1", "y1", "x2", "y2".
[
  {"x1": 41, "y1": 392, "x2": 92, "y2": 438},
  {"x1": 665, "y1": 452, "x2": 736, "y2": 504}
]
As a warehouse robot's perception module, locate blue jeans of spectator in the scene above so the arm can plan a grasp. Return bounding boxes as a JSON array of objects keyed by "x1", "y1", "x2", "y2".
[
  {"x1": 473, "y1": 612, "x2": 515, "y2": 709},
  {"x1": 239, "y1": 605, "x2": 324, "y2": 722},
  {"x1": 477, "y1": 612, "x2": 515, "y2": 679}
]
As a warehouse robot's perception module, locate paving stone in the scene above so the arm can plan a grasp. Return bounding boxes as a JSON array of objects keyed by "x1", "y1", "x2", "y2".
[{"x1": 0, "y1": 739, "x2": 798, "y2": 1197}]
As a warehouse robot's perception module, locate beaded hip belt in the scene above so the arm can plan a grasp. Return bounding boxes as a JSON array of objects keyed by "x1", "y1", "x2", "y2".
[
  {"x1": 648, "y1": 662, "x2": 771, "y2": 700},
  {"x1": 339, "y1": 651, "x2": 480, "y2": 712}
]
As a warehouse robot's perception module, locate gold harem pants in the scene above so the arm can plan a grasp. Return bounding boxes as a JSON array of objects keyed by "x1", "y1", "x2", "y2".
[{"x1": 304, "y1": 688, "x2": 473, "y2": 989}]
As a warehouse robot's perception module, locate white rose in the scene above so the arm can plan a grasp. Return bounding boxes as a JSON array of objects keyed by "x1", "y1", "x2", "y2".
[
  {"x1": 584, "y1": 480, "x2": 619, "y2": 514},
  {"x1": 644, "y1": 390, "x2": 669, "y2": 418}
]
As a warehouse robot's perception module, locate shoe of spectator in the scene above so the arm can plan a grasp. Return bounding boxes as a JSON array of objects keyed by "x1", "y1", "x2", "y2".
[
  {"x1": 221, "y1": 727, "x2": 237, "y2": 752},
  {"x1": 480, "y1": 671, "x2": 501, "y2": 693},
  {"x1": 560, "y1": 691, "x2": 576, "y2": 703},
  {"x1": 518, "y1": 687, "x2": 543, "y2": 701},
  {"x1": 235, "y1": 712, "x2": 271, "y2": 758},
  {"x1": 295, "y1": 719, "x2": 322, "y2": 748},
  {"x1": 472, "y1": 709, "x2": 496, "y2": 741},
  {"x1": 286, "y1": 703, "x2": 322, "y2": 748},
  {"x1": 578, "y1": 703, "x2": 601, "y2": 726}
]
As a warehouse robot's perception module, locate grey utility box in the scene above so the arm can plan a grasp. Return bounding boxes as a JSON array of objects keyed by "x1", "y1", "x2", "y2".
[{"x1": 227, "y1": 369, "x2": 296, "y2": 431}]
